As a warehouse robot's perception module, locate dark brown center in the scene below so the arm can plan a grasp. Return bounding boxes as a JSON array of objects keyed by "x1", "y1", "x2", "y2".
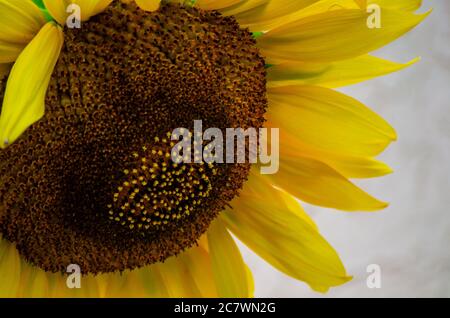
[{"x1": 0, "y1": 1, "x2": 267, "y2": 274}]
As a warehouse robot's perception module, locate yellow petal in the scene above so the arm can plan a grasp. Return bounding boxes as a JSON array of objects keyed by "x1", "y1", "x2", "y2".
[
  {"x1": 354, "y1": 0, "x2": 366, "y2": 8},
  {"x1": 179, "y1": 241, "x2": 218, "y2": 297},
  {"x1": 79, "y1": 0, "x2": 114, "y2": 17},
  {"x1": 369, "y1": 0, "x2": 423, "y2": 12},
  {"x1": 135, "y1": 0, "x2": 160, "y2": 11},
  {"x1": 233, "y1": 0, "x2": 319, "y2": 29},
  {"x1": 269, "y1": 155, "x2": 388, "y2": 211},
  {"x1": 244, "y1": 264, "x2": 255, "y2": 297},
  {"x1": 0, "y1": 0, "x2": 46, "y2": 44},
  {"x1": 320, "y1": 154, "x2": 393, "y2": 178},
  {"x1": 48, "y1": 273, "x2": 99, "y2": 298},
  {"x1": 249, "y1": 0, "x2": 358, "y2": 32},
  {"x1": 0, "y1": 41, "x2": 25, "y2": 63},
  {"x1": 138, "y1": 268, "x2": 171, "y2": 298},
  {"x1": 222, "y1": 171, "x2": 352, "y2": 291},
  {"x1": 237, "y1": 0, "x2": 354, "y2": 31},
  {"x1": 58, "y1": 271, "x2": 144, "y2": 298},
  {"x1": 267, "y1": 85, "x2": 396, "y2": 157},
  {"x1": 267, "y1": 55, "x2": 420, "y2": 88},
  {"x1": 0, "y1": 239, "x2": 21, "y2": 297},
  {"x1": 43, "y1": 0, "x2": 71, "y2": 26},
  {"x1": 16, "y1": 263, "x2": 50, "y2": 298},
  {"x1": 0, "y1": 239, "x2": 214, "y2": 298},
  {"x1": 44, "y1": 0, "x2": 113, "y2": 25},
  {"x1": 94, "y1": 267, "x2": 167, "y2": 298},
  {"x1": 195, "y1": 0, "x2": 243, "y2": 11},
  {"x1": 0, "y1": 0, "x2": 47, "y2": 63},
  {"x1": 257, "y1": 7, "x2": 429, "y2": 62},
  {"x1": 268, "y1": 124, "x2": 393, "y2": 179},
  {"x1": 221, "y1": 0, "x2": 269, "y2": 16},
  {"x1": 154, "y1": 255, "x2": 203, "y2": 297},
  {"x1": 0, "y1": 22, "x2": 64, "y2": 149},
  {"x1": 207, "y1": 218, "x2": 251, "y2": 298},
  {"x1": 70, "y1": 0, "x2": 113, "y2": 21},
  {"x1": 289, "y1": 143, "x2": 392, "y2": 179},
  {"x1": 277, "y1": 186, "x2": 318, "y2": 231}
]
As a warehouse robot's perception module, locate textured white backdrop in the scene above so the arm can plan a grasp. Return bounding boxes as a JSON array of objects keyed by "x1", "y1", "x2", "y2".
[{"x1": 242, "y1": 0, "x2": 450, "y2": 298}]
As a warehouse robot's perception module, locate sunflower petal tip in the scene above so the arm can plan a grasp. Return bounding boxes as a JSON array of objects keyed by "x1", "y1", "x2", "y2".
[
  {"x1": 410, "y1": 56, "x2": 422, "y2": 64},
  {"x1": 385, "y1": 125, "x2": 398, "y2": 142},
  {"x1": 356, "y1": 198, "x2": 390, "y2": 212},
  {"x1": 391, "y1": 129, "x2": 398, "y2": 142},
  {"x1": 424, "y1": 8, "x2": 433, "y2": 16},
  {"x1": 384, "y1": 166, "x2": 394, "y2": 176},
  {"x1": 416, "y1": 9, "x2": 433, "y2": 24},
  {"x1": 377, "y1": 201, "x2": 390, "y2": 210},
  {"x1": 342, "y1": 275, "x2": 353, "y2": 285},
  {"x1": 310, "y1": 274, "x2": 352, "y2": 293}
]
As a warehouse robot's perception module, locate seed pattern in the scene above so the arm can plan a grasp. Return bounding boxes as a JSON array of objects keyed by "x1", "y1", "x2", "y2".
[
  {"x1": 0, "y1": 1, "x2": 267, "y2": 274},
  {"x1": 109, "y1": 134, "x2": 217, "y2": 231}
]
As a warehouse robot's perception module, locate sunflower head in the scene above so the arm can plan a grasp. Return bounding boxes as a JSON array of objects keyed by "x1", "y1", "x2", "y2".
[{"x1": 0, "y1": 0, "x2": 429, "y2": 297}]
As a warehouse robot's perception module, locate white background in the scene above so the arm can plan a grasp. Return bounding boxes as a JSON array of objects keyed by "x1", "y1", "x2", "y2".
[{"x1": 243, "y1": 0, "x2": 450, "y2": 298}]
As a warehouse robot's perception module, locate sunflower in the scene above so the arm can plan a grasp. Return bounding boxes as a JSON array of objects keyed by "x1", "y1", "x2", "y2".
[{"x1": 0, "y1": 0, "x2": 428, "y2": 297}]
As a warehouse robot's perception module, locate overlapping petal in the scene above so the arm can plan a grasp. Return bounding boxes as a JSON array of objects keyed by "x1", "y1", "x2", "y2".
[
  {"x1": 268, "y1": 155, "x2": 388, "y2": 210},
  {"x1": 0, "y1": 0, "x2": 46, "y2": 63},
  {"x1": 195, "y1": 0, "x2": 243, "y2": 11},
  {"x1": 43, "y1": 0, "x2": 113, "y2": 25},
  {"x1": 257, "y1": 5, "x2": 428, "y2": 63},
  {"x1": 1, "y1": 234, "x2": 223, "y2": 298},
  {"x1": 220, "y1": 0, "x2": 269, "y2": 16},
  {"x1": 231, "y1": 0, "x2": 320, "y2": 30},
  {"x1": 267, "y1": 85, "x2": 397, "y2": 157},
  {"x1": 0, "y1": 0, "x2": 46, "y2": 44},
  {"x1": 369, "y1": 0, "x2": 422, "y2": 12},
  {"x1": 0, "y1": 239, "x2": 21, "y2": 297},
  {"x1": 222, "y1": 171, "x2": 352, "y2": 292},
  {"x1": 0, "y1": 22, "x2": 64, "y2": 149},
  {"x1": 239, "y1": 0, "x2": 350, "y2": 31},
  {"x1": 271, "y1": 126, "x2": 393, "y2": 179},
  {"x1": 208, "y1": 219, "x2": 253, "y2": 298},
  {"x1": 267, "y1": 55, "x2": 420, "y2": 88}
]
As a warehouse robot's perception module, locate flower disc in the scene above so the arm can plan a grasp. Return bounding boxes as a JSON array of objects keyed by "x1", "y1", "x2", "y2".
[{"x1": 0, "y1": 2, "x2": 267, "y2": 274}]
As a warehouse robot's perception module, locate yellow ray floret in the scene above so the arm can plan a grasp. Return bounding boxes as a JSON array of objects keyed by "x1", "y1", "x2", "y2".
[
  {"x1": 257, "y1": 6, "x2": 429, "y2": 63},
  {"x1": 222, "y1": 0, "x2": 424, "y2": 32},
  {"x1": 275, "y1": 129, "x2": 394, "y2": 179},
  {"x1": 369, "y1": 0, "x2": 422, "y2": 12},
  {"x1": 195, "y1": 0, "x2": 243, "y2": 11},
  {"x1": 267, "y1": 55, "x2": 420, "y2": 89},
  {"x1": 43, "y1": 0, "x2": 114, "y2": 25},
  {"x1": 267, "y1": 85, "x2": 397, "y2": 157},
  {"x1": 229, "y1": 0, "x2": 322, "y2": 30},
  {"x1": 0, "y1": 22, "x2": 63, "y2": 149},
  {"x1": 0, "y1": 0, "x2": 46, "y2": 63},
  {"x1": 207, "y1": 218, "x2": 253, "y2": 298},
  {"x1": 222, "y1": 170, "x2": 352, "y2": 292},
  {"x1": 1, "y1": 232, "x2": 225, "y2": 297},
  {"x1": 268, "y1": 155, "x2": 388, "y2": 211},
  {"x1": 220, "y1": 0, "x2": 269, "y2": 17}
]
